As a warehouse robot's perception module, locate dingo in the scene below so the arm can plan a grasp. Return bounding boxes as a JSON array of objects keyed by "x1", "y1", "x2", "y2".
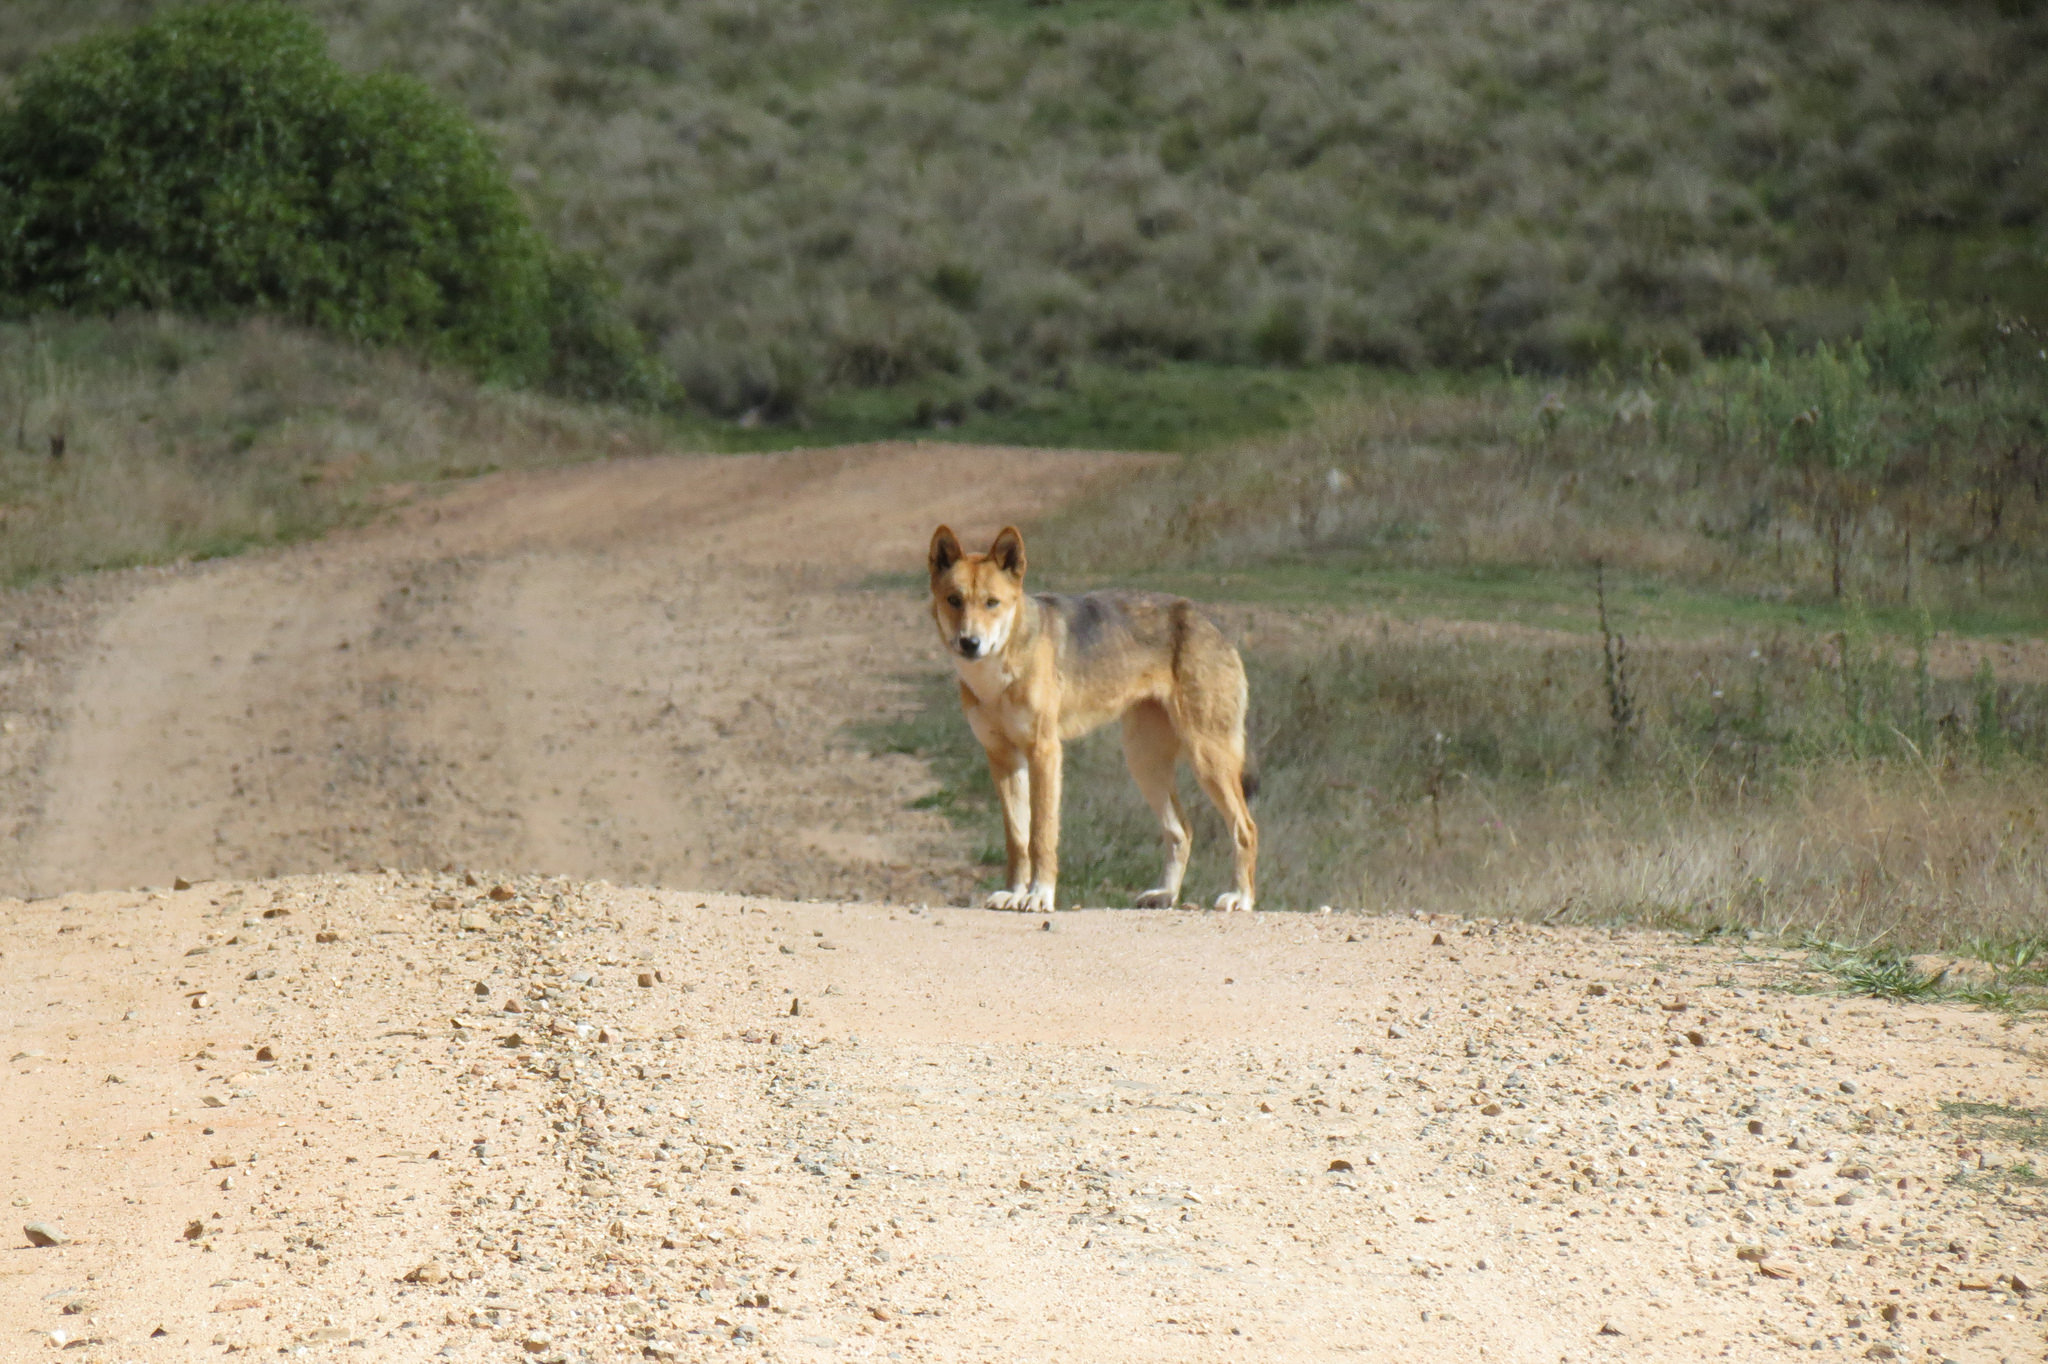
[{"x1": 928, "y1": 525, "x2": 1258, "y2": 913}]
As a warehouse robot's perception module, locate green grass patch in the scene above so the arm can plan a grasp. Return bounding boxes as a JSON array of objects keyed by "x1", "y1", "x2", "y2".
[
  {"x1": 1826, "y1": 954, "x2": 1944, "y2": 1002},
  {"x1": 674, "y1": 361, "x2": 1338, "y2": 454}
]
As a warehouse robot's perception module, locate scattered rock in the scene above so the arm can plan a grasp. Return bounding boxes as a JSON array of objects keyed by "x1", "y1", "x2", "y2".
[
  {"x1": 255, "y1": 1045, "x2": 275, "y2": 1062},
  {"x1": 173, "y1": 877, "x2": 193, "y2": 891},
  {"x1": 214, "y1": 1297, "x2": 263, "y2": 1313},
  {"x1": 490, "y1": 885, "x2": 516, "y2": 902},
  {"x1": 405, "y1": 1261, "x2": 450, "y2": 1284},
  {"x1": 1386, "y1": 1025, "x2": 1407, "y2": 1039},
  {"x1": 1328, "y1": 1159, "x2": 1354, "y2": 1173},
  {"x1": 638, "y1": 972, "x2": 656, "y2": 988},
  {"x1": 1733, "y1": 1245, "x2": 1767, "y2": 1262},
  {"x1": 23, "y1": 1221, "x2": 66, "y2": 1247},
  {"x1": 314, "y1": 929, "x2": 342, "y2": 943},
  {"x1": 1906, "y1": 954, "x2": 1995, "y2": 988},
  {"x1": 1839, "y1": 1080, "x2": 1858, "y2": 1095},
  {"x1": 523, "y1": 1329, "x2": 553, "y2": 1351}
]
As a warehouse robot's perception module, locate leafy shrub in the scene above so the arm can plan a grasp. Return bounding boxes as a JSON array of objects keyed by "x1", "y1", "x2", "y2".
[
  {"x1": 1862, "y1": 281, "x2": 1939, "y2": 393},
  {"x1": 0, "y1": 2, "x2": 654, "y2": 398}
]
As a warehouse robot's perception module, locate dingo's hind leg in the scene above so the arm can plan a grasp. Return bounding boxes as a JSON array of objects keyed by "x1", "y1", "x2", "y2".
[{"x1": 1122, "y1": 701, "x2": 1189, "y2": 909}]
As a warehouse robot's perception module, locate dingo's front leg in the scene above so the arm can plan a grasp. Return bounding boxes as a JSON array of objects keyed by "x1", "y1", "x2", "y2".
[
  {"x1": 980, "y1": 743, "x2": 1034, "y2": 911},
  {"x1": 1010, "y1": 734, "x2": 1062, "y2": 912}
]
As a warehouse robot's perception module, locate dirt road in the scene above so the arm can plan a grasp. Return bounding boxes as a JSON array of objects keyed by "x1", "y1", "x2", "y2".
[
  {"x1": 2, "y1": 443, "x2": 2045, "y2": 1362},
  {"x1": 5, "y1": 877, "x2": 2046, "y2": 1362},
  {"x1": 0, "y1": 443, "x2": 1127, "y2": 903}
]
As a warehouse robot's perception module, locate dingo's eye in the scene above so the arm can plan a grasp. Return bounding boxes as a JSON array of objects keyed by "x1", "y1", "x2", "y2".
[
  {"x1": 984, "y1": 598, "x2": 999, "y2": 609},
  {"x1": 946, "y1": 593, "x2": 964, "y2": 609}
]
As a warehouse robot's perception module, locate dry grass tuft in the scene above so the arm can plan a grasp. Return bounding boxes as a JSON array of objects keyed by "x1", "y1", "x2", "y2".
[{"x1": 1487, "y1": 770, "x2": 2048, "y2": 949}]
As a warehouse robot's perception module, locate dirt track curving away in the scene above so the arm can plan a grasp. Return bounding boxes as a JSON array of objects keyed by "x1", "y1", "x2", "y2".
[
  {"x1": 2, "y1": 445, "x2": 2045, "y2": 1363},
  {"x1": 0, "y1": 443, "x2": 1133, "y2": 904}
]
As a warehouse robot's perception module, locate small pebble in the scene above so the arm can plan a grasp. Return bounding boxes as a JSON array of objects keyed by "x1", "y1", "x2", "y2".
[{"x1": 23, "y1": 1221, "x2": 67, "y2": 1248}]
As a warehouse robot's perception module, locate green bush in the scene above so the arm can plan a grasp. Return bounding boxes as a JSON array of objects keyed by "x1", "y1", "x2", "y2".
[{"x1": 0, "y1": 2, "x2": 654, "y2": 398}]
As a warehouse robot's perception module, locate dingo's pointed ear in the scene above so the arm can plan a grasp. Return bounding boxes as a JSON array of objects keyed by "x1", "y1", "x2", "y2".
[
  {"x1": 989, "y1": 526, "x2": 1026, "y2": 579},
  {"x1": 929, "y1": 525, "x2": 964, "y2": 578}
]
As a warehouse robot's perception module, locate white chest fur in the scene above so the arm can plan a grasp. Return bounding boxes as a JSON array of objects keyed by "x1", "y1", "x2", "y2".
[{"x1": 952, "y1": 652, "x2": 1014, "y2": 707}]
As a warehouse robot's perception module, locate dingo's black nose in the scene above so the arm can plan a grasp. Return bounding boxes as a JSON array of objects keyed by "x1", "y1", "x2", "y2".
[{"x1": 957, "y1": 637, "x2": 982, "y2": 659}]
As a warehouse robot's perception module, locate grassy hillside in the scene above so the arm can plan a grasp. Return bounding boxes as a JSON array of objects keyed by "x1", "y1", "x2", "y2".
[{"x1": 6, "y1": 0, "x2": 2044, "y2": 421}]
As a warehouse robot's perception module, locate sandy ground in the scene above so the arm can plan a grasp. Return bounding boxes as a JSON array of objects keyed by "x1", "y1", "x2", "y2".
[{"x1": 2, "y1": 444, "x2": 2045, "y2": 1362}]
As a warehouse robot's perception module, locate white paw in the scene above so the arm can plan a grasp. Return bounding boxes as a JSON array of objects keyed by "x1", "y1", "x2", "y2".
[
  {"x1": 1213, "y1": 891, "x2": 1255, "y2": 913},
  {"x1": 1019, "y1": 883, "x2": 1056, "y2": 913},
  {"x1": 1133, "y1": 887, "x2": 1178, "y2": 909},
  {"x1": 983, "y1": 888, "x2": 1028, "y2": 911}
]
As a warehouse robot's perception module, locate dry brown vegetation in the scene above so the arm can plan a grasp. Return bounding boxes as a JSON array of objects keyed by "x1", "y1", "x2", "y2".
[{"x1": 0, "y1": 314, "x2": 659, "y2": 583}]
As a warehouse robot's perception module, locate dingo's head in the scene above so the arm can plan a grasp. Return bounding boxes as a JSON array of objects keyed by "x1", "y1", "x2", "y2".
[{"x1": 929, "y1": 525, "x2": 1026, "y2": 662}]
